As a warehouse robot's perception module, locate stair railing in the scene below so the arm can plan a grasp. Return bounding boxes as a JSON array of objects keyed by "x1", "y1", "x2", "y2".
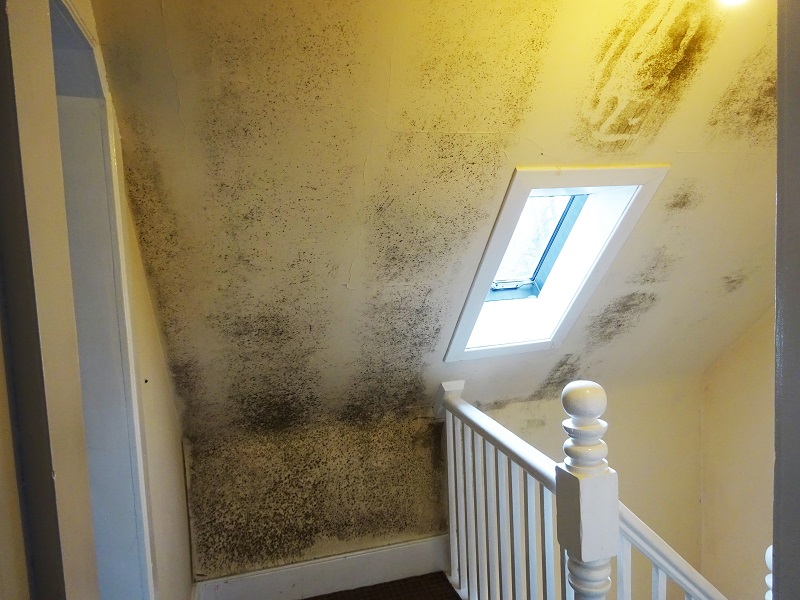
[{"x1": 436, "y1": 379, "x2": 728, "y2": 600}]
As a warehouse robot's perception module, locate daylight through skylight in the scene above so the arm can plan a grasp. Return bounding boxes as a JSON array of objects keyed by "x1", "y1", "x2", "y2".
[{"x1": 445, "y1": 166, "x2": 669, "y2": 362}]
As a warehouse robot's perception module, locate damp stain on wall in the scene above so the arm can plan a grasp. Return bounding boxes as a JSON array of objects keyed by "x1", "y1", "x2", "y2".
[
  {"x1": 586, "y1": 292, "x2": 659, "y2": 349},
  {"x1": 707, "y1": 43, "x2": 776, "y2": 146},
  {"x1": 530, "y1": 354, "x2": 583, "y2": 401},
  {"x1": 578, "y1": 0, "x2": 721, "y2": 152}
]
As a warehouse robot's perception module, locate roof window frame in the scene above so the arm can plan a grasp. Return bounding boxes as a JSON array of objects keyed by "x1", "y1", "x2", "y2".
[{"x1": 445, "y1": 165, "x2": 669, "y2": 362}]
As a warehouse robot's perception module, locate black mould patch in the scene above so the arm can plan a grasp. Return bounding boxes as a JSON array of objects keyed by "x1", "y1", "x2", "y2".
[
  {"x1": 628, "y1": 246, "x2": 678, "y2": 286},
  {"x1": 579, "y1": 0, "x2": 721, "y2": 152},
  {"x1": 341, "y1": 286, "x2": 443, "y2": 423},
  {"x1": 206, "y1": 304, "x2": 323, "y2": 434},
  {"x1": 586, "y1": 292, "x2": 659, "y2": 349},
  {"x1": 665, "y1": 182, "x2": 704, "y2": 215},
  {"x1": 188, "y1": 418, "x2": 447, "y2": 579},
  {"x1": 366, "y1": 134, "x2": 502, "y2": 285},
  {"x1": 530, "y1": 354, "x2": 582, "y2": 402},
  {"x1": 708, "y1": 43, "x2": 776, "y2": 146},
  {"x1": 393, "y1": 1, "x2": 556, "y2": 132},
  {"x1": 722, "y1": 269, "x2": 748, "y2": 293}
]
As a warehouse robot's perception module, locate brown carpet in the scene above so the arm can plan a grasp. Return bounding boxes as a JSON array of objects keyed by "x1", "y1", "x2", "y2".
[{"x1": 306, "y1": 572, "x2": 461, "y2": 600}]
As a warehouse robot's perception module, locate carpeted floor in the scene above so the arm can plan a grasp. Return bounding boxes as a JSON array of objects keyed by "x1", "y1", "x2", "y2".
[{"x1": 306, "y1": 572, "x2": 460, "y2": 600}]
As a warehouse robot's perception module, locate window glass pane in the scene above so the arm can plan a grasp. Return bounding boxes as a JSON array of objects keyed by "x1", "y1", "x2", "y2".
[{"x1": 493, "y1": 194, "x2": 571, "y2": 283}]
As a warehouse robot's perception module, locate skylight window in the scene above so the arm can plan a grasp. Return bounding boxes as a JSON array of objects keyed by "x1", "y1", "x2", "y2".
[{"x1": 445, "y1": 166, "x2": 669, "y2": 362}]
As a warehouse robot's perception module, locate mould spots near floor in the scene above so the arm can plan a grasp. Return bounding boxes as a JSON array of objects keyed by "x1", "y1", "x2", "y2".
[
  {"x1": 187, "y1": 418, "x2": 446, "y2": 579},
  {"x1": 722, "y1": 269, "x2": 748, "y2": 293},
  {"x1": 708, "y1": 43, "x2": 776, "y2": 146},
  {"x1": 629, "y1": 246, "x2": 678, "y2": 286},
  {"x1": 579, "y1": 0, "x2": 721, "y2": 152},
  {"x1": 586, "y1": 292, "x2": 659, "y2": 349},
  {"x1": 530, "y1": 354, "x2": 582, "y2": 402}
]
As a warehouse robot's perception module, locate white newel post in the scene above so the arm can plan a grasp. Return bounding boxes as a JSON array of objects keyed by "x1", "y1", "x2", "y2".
[
  {"x1": 765, "y1": 545, "x2": 773, "y2": 600},
  {"x1": 556, "y1": 381, "x2": 619, "y2": 599}
]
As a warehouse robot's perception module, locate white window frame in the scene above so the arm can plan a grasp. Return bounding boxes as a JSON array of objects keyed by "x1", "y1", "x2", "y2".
[{"x1": 445, "y1": 165, "x2": 669, "y2": 362}]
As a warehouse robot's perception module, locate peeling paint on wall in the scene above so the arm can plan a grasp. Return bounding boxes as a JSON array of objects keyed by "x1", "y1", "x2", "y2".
[
  {"x1": 708, "y1": 43, "x2": 776, "y2": 146},
  {"x1": 629, "y1": 246, "x2": 679, "y2": 286},
  {"x1": 579, "y1": 0, "x2": 721, "y2": 152},
  {"x1": 587, "y1": 292, "x2": 659, "y2": 349},
  {"x1": 722, "y1": 269, "x2": 748, "y2": 293}
]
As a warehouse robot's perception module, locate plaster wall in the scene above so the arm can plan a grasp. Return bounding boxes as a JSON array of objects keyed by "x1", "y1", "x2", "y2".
[{"x1": 701, "y1": 306, "x2": 775, "y2": 599}]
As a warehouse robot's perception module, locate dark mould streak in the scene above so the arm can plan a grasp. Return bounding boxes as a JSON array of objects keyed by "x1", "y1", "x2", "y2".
[
  {"x1": 586, "y1": 291, "x2": 659, "y2": 349},
  {"x1": 580, "y1": 0, "x2": 721, "y2": 152},
  {"x1": 629, "y1": 246, "x2": 678, "y2": 286},
  {"x1": 530, "y1": 354, "x2": 582, "y2": 402},
  {"x1": 665, "y1": 182, "x2": 703, "y2": 214}
]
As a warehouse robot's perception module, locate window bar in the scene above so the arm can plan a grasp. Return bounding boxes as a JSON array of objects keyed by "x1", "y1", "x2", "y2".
[
  {"x1": 497, "y1": 451, "x2": 514, "y2": 600},
  {"x1": 510, "y1": 462, "x2": 528, "y2": 600},
  {"x1": 474, "y1": 434, "x2": 489, "y2": 599},
  {"x1": 464, "y1": 426, "x2": 478, "y2": 600},
  {"x1": 652, "y1": 565, "x2": 667, "y2": 600},
  {"x1": 540, "y1": 486, "x2": 557, "y2": 600},
  {"x1": 618, "y1": 534, "x2": 632, "y2": 600},
  {"x1": 485, "y1": 442, "x2": 501, "y2": 599},
  {"x1": 525, "y1": 475, "x2": 539, "y2": 599},
  {"x1": 454, "y1": 417, "x2": 468, "y2": 595},
  {"x1": 446, "y1": 412, "x2": 460, "y2": 586}
]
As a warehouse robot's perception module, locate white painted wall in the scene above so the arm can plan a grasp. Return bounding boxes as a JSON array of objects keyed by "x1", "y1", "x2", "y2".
[
  {"x1": 119, "y1": 181, "x2": 193, "y2": 600},
  {"x1": 0, "y1": 320, "x2": 30, "y2": 600},
  {"x1": 701, "y1": 307, "x2": 774, "y2": 599}
]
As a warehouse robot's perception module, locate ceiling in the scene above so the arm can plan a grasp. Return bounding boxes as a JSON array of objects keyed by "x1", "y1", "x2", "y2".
[{"x1": 91, "y1": 0, "x2": 776, "y2": 579}]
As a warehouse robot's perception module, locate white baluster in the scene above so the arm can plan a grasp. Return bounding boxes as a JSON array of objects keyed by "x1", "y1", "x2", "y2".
[
  {"x1": 556, "y1": 381, "x2": 619, "y2": 600},
  {"x1": 765, "y1": 545, "x2": 773, "y2": 600}
]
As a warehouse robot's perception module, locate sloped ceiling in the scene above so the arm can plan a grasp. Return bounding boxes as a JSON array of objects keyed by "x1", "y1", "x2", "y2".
[{"x1": 91, "y1": 0, "x2": 776, "y2": 580}]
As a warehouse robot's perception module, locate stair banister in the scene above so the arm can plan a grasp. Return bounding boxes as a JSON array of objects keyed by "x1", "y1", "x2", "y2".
[
  {"x1": 556, "y1": 381, "x2": 619, "y2": 599},
  {"x1": 765, "y1": 545, "x2": 773, "y2": 600}
]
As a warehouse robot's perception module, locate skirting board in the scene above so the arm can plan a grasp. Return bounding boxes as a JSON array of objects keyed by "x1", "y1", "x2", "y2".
[{"x1": 193, "y1": 535, "x2": 450, "y2": 600}]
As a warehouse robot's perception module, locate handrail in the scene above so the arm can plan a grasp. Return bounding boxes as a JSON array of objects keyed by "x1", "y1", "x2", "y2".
[
  {"x1": 619, "y1": 503, "x2": 727, "y2": 600},
  {"x1": 442, "y1": 393, "x2": 557, "y2": 492}
]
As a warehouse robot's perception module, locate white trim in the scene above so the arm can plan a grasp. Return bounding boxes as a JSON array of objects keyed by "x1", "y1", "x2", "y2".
[
  {"x1": 445, "y1": 165, "x2": 669, "y2": 362},
  {"x1": 193, "y1": 535, "x2": 450, "y2": 600}
]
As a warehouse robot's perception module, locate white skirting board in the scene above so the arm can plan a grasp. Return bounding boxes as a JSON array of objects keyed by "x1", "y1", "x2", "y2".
[{"x1": 193, "y1": 535, "x2": 450, "y2": 600}]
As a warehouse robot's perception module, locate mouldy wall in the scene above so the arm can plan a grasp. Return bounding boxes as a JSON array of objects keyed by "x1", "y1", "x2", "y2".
[
  {"x1": 90, "y1": 0, "x2": 776, "y2": 581},
  {"x1": 91, "y1": 0, "x2": 561, "y2": 579},
  {"x1": 701, "y1": 307, "x2": 774, "y2": 599}
]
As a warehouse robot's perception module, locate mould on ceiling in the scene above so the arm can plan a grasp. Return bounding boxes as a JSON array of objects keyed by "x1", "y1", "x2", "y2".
[
  {"x1": 586, "y1": 292, "x2": 659, "y2": 349},
  {"x1": 721, "y1": 269, "x2": 748, "y2": 293},
  {"x1": 579, "y1": 0, "x2": 721, "y2": 152},
  {"x1": 530, "y1": 354, "x2": 583, "y2": 402},
  {"x1": 628, "y1": 245, "x2": 679, "y2": 286},
  {"x1": 707, "y1": 43, "x2": 776, "y2": 146}
]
